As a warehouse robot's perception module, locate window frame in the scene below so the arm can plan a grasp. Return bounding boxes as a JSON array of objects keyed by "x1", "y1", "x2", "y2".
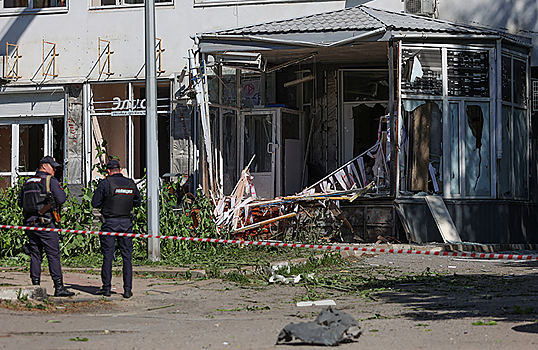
[
  {"x1": 89, "y1": 0, "x2": 173, "y2": 9},
  {"x1": 193, "y1": 0, "x2": 322, "y2": 7},
  {"x1": 0, "y1": 0, "x2": 68, "y2": 15}
]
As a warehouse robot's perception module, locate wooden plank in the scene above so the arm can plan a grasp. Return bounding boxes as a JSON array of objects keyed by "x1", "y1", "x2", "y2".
[
  {"x1": 232, "y1": 212, "x2": 297, "y2": 234},
  {"x1": 425, "y1": 196, "x2": 462, "y2": 243}
]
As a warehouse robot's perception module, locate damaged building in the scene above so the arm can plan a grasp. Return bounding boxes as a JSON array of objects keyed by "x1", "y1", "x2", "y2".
[{"x1": 189, "y1": 5, "x2": 536, "y2": 244}]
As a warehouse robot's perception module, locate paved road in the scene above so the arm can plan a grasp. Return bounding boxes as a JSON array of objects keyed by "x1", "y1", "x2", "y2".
[{"x1": 1, "y1": 251, "x2": 538, "y2": 349}]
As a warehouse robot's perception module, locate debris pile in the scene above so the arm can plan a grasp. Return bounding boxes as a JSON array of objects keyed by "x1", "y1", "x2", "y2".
[{"x1": 212, "y1": 145, "x2": 390, "y2": 240}]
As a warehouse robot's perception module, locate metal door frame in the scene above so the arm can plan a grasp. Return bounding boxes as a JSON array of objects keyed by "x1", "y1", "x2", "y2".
[
  {"x1": 0, "y1": 118, "x2": 52, "y2": 186},
  {"x1": 238, "y1": 108, "x2": 280, "y2": 198}
]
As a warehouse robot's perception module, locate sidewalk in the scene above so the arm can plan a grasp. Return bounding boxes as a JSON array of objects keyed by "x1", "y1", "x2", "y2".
[{"x1": 0, "y1": 266, "x2": 213, "y2": 302}]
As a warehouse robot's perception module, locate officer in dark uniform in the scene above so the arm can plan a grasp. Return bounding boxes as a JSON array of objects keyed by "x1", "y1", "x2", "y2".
[
  {"x1": 91, "y1": 159, "x2": 141, "y2": 298},
  {"x1": 17, "y1": 156, "x2": 74, "y2": 297}
]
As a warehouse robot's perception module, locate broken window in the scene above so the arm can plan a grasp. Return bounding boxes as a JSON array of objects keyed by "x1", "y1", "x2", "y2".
[
  {"x1": 208, "y1": 67, "x2": 219, "y2": 105},
  {"x1": 402, "y1": 100, "x2": 442, "y2": 193},
  {"x1": 449, "y1": 103, "x2": 460, "y2": 194},
  {"x1": 401, "y1": 49, "x2": 442, "y2": 96},
  {"x1": 499, "y1": 105, "x2": 512, "y2": 197},
  {"x1": 513, "y1": 59, "x2": 527, "y2": 106},
  {"x1": 513, "y1": 108, "x2": 528, "y2": 198},
  {"x1": 4, "y1": 0, "x2": 66, "y2": 8},
  {"x1": 464, "y1": 102, "x2": 490, "y2": 196},
  {"x1": 499, "y1": 54, "x2": 528, "y2": 199},
  {"x1": 222, "y1": 67, "x2": 238, "y2": 107}
]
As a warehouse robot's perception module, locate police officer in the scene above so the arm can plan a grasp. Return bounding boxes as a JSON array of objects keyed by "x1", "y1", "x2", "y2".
[
  {"x1": 91, "y1": 159, "x2": 141, "y2": 298},
  {"x1": 17, "y1": 156, "x2": 74, "y2": 297}
]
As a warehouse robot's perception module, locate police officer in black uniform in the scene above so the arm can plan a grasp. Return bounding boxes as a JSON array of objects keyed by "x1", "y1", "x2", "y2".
[
  {"x1": 17, "y1": 156, "x2": 74, "y2": 297},
  {"x1": 91, "y1": 159, "x2": 141, "y2": 298}
]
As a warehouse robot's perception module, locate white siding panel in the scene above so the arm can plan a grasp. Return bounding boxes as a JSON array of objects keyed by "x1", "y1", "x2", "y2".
[{"x1": 0, "y1": 92, "x2": 65, "y2": 117}]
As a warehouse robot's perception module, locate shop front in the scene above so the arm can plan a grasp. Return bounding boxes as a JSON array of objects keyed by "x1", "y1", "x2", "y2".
[
  {"x1": 0, "y1": 86, "x2": 65, "y2": 189},
  {"x1": 87, "y1": 81, "x2": 172, "y2": 183}
]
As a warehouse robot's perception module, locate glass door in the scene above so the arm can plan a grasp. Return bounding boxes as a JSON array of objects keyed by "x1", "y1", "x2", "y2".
[
  {"x1": 0, "y1": 120, "x2": 50, "y2": 188},
  {"x1": 239, "y1": 110, "x2": 277, "y2": 199}
]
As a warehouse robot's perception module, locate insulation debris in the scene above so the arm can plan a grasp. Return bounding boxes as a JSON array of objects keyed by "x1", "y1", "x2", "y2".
[{"x1": 276, "y1": 306, "x2": 361, "y2": 346}]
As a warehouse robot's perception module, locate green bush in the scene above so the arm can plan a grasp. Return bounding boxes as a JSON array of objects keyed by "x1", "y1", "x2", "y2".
[{"x1": 0, "y1": 176, "x2": 218, "y2": 261}]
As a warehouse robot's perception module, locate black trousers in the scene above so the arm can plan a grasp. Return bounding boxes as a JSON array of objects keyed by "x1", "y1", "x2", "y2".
[
  {"x1": 27, "y1": 225, "x2": 63, "y2": 282},
  {"x1": 99, "y1": 221, "x2": 133, "y2": 292}
]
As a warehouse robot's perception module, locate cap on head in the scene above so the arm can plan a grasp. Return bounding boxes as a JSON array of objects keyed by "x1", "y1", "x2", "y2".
[
  {"x1": 106, "y1": 159, "x2": 121, "y2": 170},
  {"x1": 40, "y1": 156, "x2": 61, "y2": 168}
]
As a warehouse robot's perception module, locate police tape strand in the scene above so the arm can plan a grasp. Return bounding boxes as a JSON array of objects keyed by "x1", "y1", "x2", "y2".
[{"x1": 2, "y1": 223, "x2": 538, "y2": 261}]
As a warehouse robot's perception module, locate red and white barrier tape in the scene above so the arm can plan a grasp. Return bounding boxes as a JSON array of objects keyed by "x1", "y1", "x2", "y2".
[{"x1": 2, "y1": 224, "x2": 538, "y2": 261}]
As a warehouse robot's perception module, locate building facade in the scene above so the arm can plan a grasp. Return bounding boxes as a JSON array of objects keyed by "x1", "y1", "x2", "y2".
[
  {"x1": 0, "y1": 0, "x2": 346, "y2": 191},
  {"x1": 192, "y1": 5, "x2": 536, "y2": 243}
]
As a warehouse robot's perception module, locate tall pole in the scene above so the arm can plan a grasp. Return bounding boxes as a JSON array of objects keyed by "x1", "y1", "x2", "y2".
[{"x1": 145, "y1": 0, "x2": 160, "y2": 261}]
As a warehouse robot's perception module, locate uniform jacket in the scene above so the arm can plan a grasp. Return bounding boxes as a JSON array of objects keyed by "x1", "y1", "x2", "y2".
[{"x1": 17, "y1": 171, "x2": 67, "y2": 223}]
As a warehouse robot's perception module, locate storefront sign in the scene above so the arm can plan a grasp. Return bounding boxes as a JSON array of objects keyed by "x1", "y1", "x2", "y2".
[{"x1": 111, "y1": 97, "x2": 146, "y2": 116}]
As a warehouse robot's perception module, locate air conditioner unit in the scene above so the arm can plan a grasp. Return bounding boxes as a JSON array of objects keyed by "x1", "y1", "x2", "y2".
[{"x1": 404, "y1": 0, "x2": 435, "y2": 17}]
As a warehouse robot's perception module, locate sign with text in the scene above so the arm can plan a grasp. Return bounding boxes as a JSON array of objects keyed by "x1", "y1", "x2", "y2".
[{"x1": 111, "y1": 97, "x2": 146, "y2": 116}]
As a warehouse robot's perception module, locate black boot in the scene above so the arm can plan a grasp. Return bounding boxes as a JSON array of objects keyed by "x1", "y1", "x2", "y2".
[
  {"x1": 53, "y1": 279, "x2": 75, "y2": 297},
  {"x1": 31, "y1": 277, "x2": 40, "y2": 286}
]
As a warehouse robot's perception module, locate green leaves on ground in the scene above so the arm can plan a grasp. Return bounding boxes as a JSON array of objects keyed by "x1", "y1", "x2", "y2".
[{"x1": 472, "y1": 320, "x2": 498, "y2": 326}]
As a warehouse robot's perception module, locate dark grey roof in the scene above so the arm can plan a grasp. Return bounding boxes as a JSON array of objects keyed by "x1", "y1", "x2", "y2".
[{"x1": 211, "y1": 5, "x2": 496, "y2": 36}]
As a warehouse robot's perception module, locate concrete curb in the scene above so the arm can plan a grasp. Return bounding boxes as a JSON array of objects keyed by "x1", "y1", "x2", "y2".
[{"x1": 0, "y1": 286, "x2": 47, "y2": 301}]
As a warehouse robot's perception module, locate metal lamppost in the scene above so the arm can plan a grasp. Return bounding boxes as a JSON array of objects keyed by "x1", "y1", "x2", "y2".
[{"x1": 145, "y1": 0, "x2": 160, "y2": 260}]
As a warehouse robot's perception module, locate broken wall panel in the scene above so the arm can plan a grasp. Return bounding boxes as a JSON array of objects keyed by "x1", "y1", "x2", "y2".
[
  {"x1": 171, "y1": 104, "x2": 194, "y2": 187},
  {"x1": 326, "y1": 70, "x2": 339, "y2": 173},
  {"x1": 341, "y1": 203, "x2": 395, "y2": 242},
  {"x1": 66, "y1": 85, "x2": 84, "y2": 186},
  {"x1": 309, "y1": 97, "x2": 325, "y2": 185},
  {"x1": 222, "y1": 109, "x2": 238, "y2": 195}
]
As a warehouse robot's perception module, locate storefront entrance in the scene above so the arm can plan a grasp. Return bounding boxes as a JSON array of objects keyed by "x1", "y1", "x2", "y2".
[{"x1": 0, "y1": 118, "x2": 63, "y2": 188}]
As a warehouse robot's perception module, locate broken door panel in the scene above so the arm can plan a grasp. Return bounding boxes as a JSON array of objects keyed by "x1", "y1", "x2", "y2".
[
  {"x1": 241, "y1": 111, "x2": 275, "y2": 199},
  {"x1": 465, "y1": 102, "x2": 490, "y2": 196}
]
